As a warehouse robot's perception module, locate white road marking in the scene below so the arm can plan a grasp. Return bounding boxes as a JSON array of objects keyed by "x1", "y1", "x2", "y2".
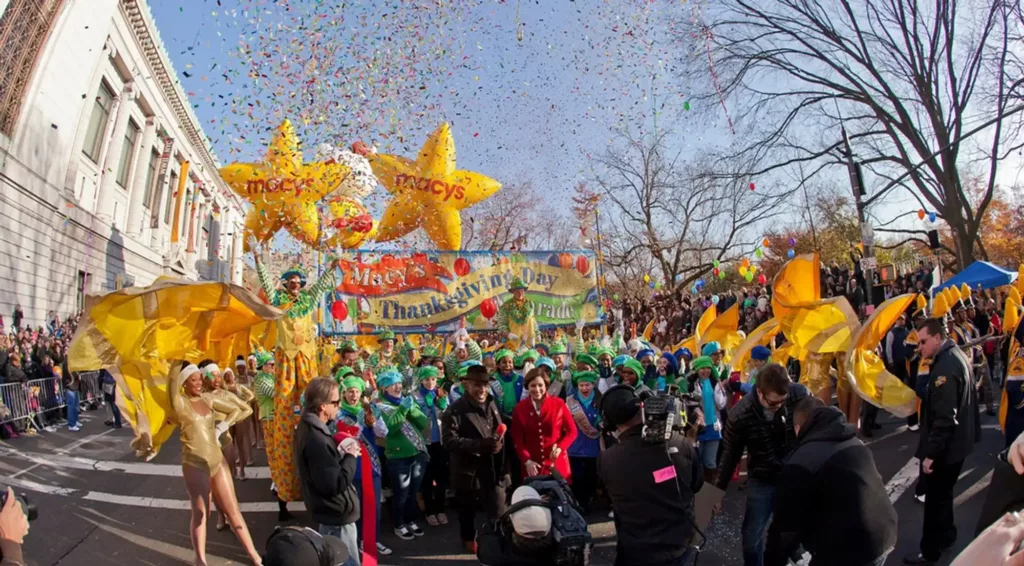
[
  {"x1": 864, "y1": 425, "x2": 908, "y2": 445},
  {"x1": 885, "y1": 456, "x2": 921, "y2": 503},
  {"x1": 953, "y1": 470, "x2": 993, "y2": 508},
  {"x1": 1, "y1": 473, "x2": 306, "y2": 512},
  {"x1": 8, "y1": 428, "x2": 116, "y2": 479},
  {"x1": 0, "y1": 446, "x2": 271, "y2": 478}
]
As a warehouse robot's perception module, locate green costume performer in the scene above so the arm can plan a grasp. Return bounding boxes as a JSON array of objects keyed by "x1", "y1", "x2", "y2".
[
  {"x1": 495, "y1": 276, "x2": 538, "y2": 347},
  {"x1": 255, "y1": 257, "x2": 336, "y2": 502}
]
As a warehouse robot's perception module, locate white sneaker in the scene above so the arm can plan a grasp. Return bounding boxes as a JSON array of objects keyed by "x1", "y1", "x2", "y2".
[
  {"x1": 608, "y1": 510, "x2": 614, "y2": 519},
  {"x1": 914, "y1": 494, "x2": 925, "y2": 504},
  {"x1": 407, "y1": 521, "x2": 424, "y2": 536},
  {"x1": 908, "y1": 424, "x2": 920, "y2": 431},
  {"x1": 394, "y1": 526, "x2": 414, "y2": 540},
  {"x1": 68, "y1": 425, "x2": 81, "y2": 432},
  {"x1": 376, "y1": 542, "x2": 393, "y2": 555}
]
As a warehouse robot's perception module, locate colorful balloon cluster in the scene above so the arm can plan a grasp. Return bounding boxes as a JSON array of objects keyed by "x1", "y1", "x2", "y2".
[{"x1": 917, "y1": 209, "x2": 938, "y2": 223}]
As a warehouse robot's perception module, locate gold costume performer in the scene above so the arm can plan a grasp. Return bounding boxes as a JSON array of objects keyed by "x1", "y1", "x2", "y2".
[
  {"x1": 251, "y1": 238, "x2": 337, "y2": 501},
  {"x1": 171, "y1": 363, "x2": 261, "y2": 566}
]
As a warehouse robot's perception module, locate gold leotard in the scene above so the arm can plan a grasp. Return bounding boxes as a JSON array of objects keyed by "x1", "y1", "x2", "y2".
[{"x1": 171, "y1": 370, "x2": 253, "y2": 474}]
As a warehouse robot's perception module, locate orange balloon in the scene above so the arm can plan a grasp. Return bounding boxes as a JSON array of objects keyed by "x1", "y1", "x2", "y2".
[
  {"x1": 917, "y1": 209, "x2": 926, "y2": 220},
  {"x1": 762, "y1": 238, "x2": 770, "y2": 248},
  {"x1": 742, "y1": 258, "x2": 750, "y2": 268}
]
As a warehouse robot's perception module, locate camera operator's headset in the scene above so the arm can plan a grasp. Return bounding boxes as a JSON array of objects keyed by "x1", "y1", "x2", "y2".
[{"x1": 599, "y1": 384, "x2": 707, "y2": 566}]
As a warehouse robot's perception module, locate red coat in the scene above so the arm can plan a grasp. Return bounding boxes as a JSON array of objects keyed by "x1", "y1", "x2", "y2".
[{"x1": 510, "y1": 395, "x2": 578, "y2": 482}]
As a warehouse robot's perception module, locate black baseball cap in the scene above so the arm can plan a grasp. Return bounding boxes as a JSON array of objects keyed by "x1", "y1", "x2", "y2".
[{"x1": 263, "y1": 526, "x2": 350, "y2": 566}]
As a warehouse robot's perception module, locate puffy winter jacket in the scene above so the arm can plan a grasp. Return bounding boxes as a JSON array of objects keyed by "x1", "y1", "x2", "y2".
[{"x1": 715, "y1": 382, "x2": 808, "y2": 490}]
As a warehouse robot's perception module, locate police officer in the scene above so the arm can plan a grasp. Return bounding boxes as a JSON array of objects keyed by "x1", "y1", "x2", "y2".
[
  {"x1": 599, "y1": 385, "x2": 703, "y2": 566},
  {"x1": 903, "y1": 318, "x2": 980, "y2": 565}
]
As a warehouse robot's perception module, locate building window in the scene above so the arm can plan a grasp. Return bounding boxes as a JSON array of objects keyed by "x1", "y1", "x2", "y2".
[
  {"x1": 82, "y1": 81, "x2": 114, "y2": 162},
  {"x1": 142, "y1": 148, "x2": 159, "y2": 211},
  {"x1": 115, "y1": 119, "x2": 139, "y2": 188},
  {"x1": 164, "y1": 170, "x2": 178, "y2": 225},
  {"x1": 0, "y1": 0, "x2": 66, "y2": 135},
  {"x1": 76, "y1": 270, "x2": 90, "y2": 312}
]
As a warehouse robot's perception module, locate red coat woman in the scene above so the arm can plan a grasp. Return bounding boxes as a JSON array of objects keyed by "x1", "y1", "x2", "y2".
[{"x1": 511, "y1": 368, "x2": 578, "y2": 482}]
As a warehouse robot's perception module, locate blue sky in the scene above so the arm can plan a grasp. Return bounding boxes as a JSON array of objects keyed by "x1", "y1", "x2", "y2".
[{"x1": 149, "y1": 0, "x2": 731, "y2": 218}]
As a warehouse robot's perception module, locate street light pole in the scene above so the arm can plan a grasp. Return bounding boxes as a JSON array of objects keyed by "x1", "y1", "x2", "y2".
[{"x1": 840, "y1": 124, "x2": 874, "y2": 311}]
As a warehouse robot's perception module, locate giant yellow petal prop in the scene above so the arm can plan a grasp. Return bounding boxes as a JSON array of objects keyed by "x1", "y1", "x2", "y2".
[
  {"x1": 843, "y1": 293, "x2": 919, "y2": 417},
  {"x1": 701, "y1": 303, "x2": 743, "y2": 358},
  {"x1": 732, "y1": 318, "x2": 781, "y2": 379},
  {"x1": 771, "y1": 252, "x2": 821, "y2": 316},
  {"x1": 221, "y1": 120, "x2": 350, "y2": 249},
  {"x1": 674, "y1": 304, "x2": 718, "y2": 353},
  {"x1": 368, "y1": 123, "x2": 502, "y2": 250},
  {"x1": 778, "y1": 296, "x2": 859, "y2": 354},
  {"x1": 642, "y1": 318, "x2": 656, "y2": 342},
  {"x1": 1017, "y1": 265, "x2": 1024, "y2": 295},
  {"x1": 68, "y1": 279, "x2": 282, "y2": 458},
  {"x1": 801, "y1": 351, "x2": 835, "y2": 398}
]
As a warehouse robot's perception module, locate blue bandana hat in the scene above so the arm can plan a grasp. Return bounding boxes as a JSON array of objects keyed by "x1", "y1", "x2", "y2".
[
  {"x1": 751, "y1": 345, "x2": 771, "y2": 361},
  {"x1": 701, "y1": 341, "x2": 721, "y2": 357},
  {"x1": 376, "y1": 369, "x2": 403, "y2": 389}
]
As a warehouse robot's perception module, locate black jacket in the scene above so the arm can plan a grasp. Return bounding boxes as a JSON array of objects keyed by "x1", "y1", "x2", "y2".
[
  {"x1": 917, "y1": 339, "x2": 980, "y2": 464},
  {"x1": 716, "y1": 383, "x2": 808, "y2": 490},
  {"x1": 765, "y1": 407, "x2": 897, "y2": 566},
  {"x1": 440, "y1": 394, "x2": 509, "y2": 492},
  {"x1": 294, "y1": 412, "x2": 359, "y2": 526},
  {"x1": 600, "y1": 426, "x2": 703, "y2": 566}
]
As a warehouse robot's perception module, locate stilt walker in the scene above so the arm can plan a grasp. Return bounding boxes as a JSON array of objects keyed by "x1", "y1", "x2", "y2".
[{"x1": 250, "y1": 237, "x2": 337, "y2": 502}]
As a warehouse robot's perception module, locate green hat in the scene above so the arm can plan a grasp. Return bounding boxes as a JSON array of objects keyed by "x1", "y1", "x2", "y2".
[
  {"x1": 574, "y1": 353, "x2": 599, "y2": 368},
  {"x1": 495, "y1": 348, "x2": 515, "y2": 362},
  {"x1": 376, "y1": 370, "x2": 403, "y2": 389},
  {"x1": 691, "y1": 356, "x2": 714, "y2": 372},
  {"x1": 255, "y1": 351, "x2": 274, "y2": 369},
  {"x1": 341, "y1": 376, "x2": 365, "y2": 393},
  {"x1": 515, "y1": 349, "x2": 539, "y2": 367},
  {"x1": 421, "y1": 345, "x2": 440, "y2": 358},
  {"x1": 508, "y1": 276, "x2": 528, "y2": 291},
  {"x1": 334, "y1": 366, "x2": 355, "y2": 383},
  {"x1": 377, "y1": 329, "x2": 396, "y2": 342},
  {"x1": 458, "y1": 360, "x2": 485, "y2": 378},
  {"x1": 595, "y1": 347, "x2": 615, "y2": 360},
  {"x1": 587, "y1": 342, "x2": 600, "y2": 355},
  {"x1": 621, "y1": 359, "x2": 645, "y2": 380},
  {"x1": 280, "y1": 266, "x2": 307, "y2": 286},
  {"x1": 572, "y1": 370, "x2": 599, "y2": 386},
  {"x1": 549, "y1": 342, "x2": 568, "y2": 355},
  {"x1": 417, "y1": 366, "x2": 440, "y2": 381}
]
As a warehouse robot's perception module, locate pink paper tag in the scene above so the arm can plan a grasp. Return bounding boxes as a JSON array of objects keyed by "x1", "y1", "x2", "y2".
[{"x1": 653, "y1": 465, "x2": 677, "y2": 483}]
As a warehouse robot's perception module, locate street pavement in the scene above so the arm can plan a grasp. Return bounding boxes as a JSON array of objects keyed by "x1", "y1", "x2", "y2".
[{"x1": 0, "y1": 404, "x2": 1008, "y2": 566}]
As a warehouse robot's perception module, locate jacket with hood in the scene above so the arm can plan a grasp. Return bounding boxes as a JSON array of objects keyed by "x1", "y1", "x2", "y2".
[{"x1": 764, "y1": 406, "x2": 897, "y2": 566}]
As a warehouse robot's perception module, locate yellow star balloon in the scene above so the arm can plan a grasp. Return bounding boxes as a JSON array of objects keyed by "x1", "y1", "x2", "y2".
[
  {"x1": 368, "y1": 122, "x2": 502, "y2": 250},
  {"x1": 220, "y1": 120, "x2": 349, "y2": 249}
]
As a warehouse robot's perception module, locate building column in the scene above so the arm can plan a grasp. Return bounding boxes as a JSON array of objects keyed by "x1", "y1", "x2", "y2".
[
  {"x1": 126, "y1": 118, "x2": 157, "y2": 236},
  {"x1": 95, "y1": 82, "x2": 135, "y2": 222}
]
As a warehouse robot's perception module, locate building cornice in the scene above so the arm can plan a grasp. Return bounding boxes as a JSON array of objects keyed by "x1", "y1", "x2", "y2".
[{"x1": 119, "y1": 0, "x2": 244, "y2": 214}]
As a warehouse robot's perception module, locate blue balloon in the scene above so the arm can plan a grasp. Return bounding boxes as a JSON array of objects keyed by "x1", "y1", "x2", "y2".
[
  {"x1": 547, "y1": 254, "x2": 561, "y2": 267},
  {"x1": 649, "y1": 281, "x2": 656, "y2": 289},
  {"x1": 787, "y1": 248, "x2": 795, "y2": 259},
  {"x1": 711, "y1": 295, "x2": 720, "y2": 305},
  {"x1": 928, "y1": 212, "x2": 937, "y2": 223}
]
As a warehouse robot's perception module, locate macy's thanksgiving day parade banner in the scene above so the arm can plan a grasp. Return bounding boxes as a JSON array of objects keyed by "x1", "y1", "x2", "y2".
[{"x1": 321, "y1": 250, "x2": 603, "y2": 335}]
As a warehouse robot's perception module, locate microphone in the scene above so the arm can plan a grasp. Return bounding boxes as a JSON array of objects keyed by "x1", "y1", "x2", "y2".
[{"x1": 495, "y1": 423, "x2": 507, "y2": 437}]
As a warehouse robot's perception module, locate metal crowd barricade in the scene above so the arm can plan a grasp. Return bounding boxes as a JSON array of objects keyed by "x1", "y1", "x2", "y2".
[
  {"x1": 0, "y1": 381, "x2": 32, "y2": 427},
  {"x1": 77, "y1": 370, "x2": 103, "y2": 407},
  {"x1": 0, "y1": 378, "x2": 66, "y2": 431}
]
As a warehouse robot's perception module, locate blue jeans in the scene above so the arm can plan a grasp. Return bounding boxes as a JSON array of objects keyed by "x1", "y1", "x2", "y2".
[
  {"x1": 741, "y1": 478, "x2": 775, "y2": 566},
  {"x1": 388, "y1": 452, "x2": 427, "y2": 529},
  {"x1": 355, "y1": 473, "x2": 382, "y2": 545},
  {"x1": 318, "y1": 523, "x2": 360, "y2": 566},
  {"x1": 699, "y1": 439, "x2": 720, "y2": 470},
  {"x1": 65, "y1": 390, "x2": 79, "y2": 428}
]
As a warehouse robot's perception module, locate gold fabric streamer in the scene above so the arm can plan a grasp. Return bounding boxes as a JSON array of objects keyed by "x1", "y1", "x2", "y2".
[
  {"x1": 68, "y1": 278, "x2": 282, "y2": 459},
  {"x1": 842, "y1": 294, "x2": 919, "y2": 418},
  {"x1": 701, "y1": 303, "x2": 744, "y2": 361},
  {"x1": 732, "y1": 318, "x2": 781, "y2": 379}
]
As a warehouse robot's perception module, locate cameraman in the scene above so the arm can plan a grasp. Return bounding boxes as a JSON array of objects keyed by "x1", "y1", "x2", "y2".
[
  {"x1": 1, "y1": 487, "x2": 29, "y2": 565},
  {"x1": 600, "y1": 385, "x2": 703, "y2": 566}
]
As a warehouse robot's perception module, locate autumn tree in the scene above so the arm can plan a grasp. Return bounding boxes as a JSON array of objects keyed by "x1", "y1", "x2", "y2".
[
  {"x1": 593, "y1": 129, "x2": 795, "y2": 291},
  {"x1": 684, "y1": 0, "x2": 1024, "y2": 270},
  {"x1": 461, "y1": 181, "x2": 575, "y2": 251}
]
